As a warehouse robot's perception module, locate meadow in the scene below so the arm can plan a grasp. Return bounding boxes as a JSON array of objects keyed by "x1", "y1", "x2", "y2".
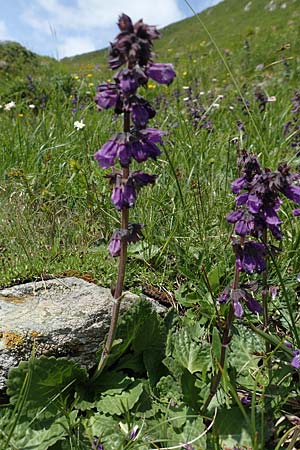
[{"x1": 0, "y1": 0, "x2": 300, "y2": 448}]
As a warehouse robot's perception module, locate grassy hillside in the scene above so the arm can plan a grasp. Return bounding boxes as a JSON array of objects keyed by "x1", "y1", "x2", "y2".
[{"x1": 61, "y1": 0, "x2": 300, "y2": 82}]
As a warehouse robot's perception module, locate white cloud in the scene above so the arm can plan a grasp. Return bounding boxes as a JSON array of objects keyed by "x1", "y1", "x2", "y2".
[
  {"x1": 0, "y1": 20, "x2": 10, "y2": 40},
  {"x1": 23, "y1": 0, "x2": 184, "y2": 33},
  {"x1": 57, "y1": 35, "x2": 96, "y2": 58}
]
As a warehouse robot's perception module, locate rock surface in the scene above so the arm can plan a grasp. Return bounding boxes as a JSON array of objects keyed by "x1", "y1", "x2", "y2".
[{"x1": 0, "y1": 277, "x2": 163, "y2": 391}]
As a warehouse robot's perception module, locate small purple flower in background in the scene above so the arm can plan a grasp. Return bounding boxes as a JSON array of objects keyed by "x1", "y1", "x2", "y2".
[
  {"x1": 129, "y1": 425, "x2": 139, "y2": 440},
  {"x1": 91, "y1": 436, "x2": 104, "y2": 450},
  {"x1": 291, "y1": 349, "x2": 300, "y2": 369}
]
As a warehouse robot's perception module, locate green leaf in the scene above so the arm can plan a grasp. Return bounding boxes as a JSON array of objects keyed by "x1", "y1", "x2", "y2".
[
  {"x1": 171, "y1": 329, "x2": 212, "y2": 374},
  {"x1": 230, "y1": 332, "x2": 268, "y2": 389},
  {"x1": 181, "y1": 369, "x2": 202, "y2": 411},
  {"x1": 156, "y1": 375, "x2": 182, "y2": 403},
  {"x1": 214, "y1": 406, "x2": 254, "y2": 448},
  {"x1": 7, "y1": 356, "x2": 88, "y2": 409},
  {"x1": 95, "y1": 380, "x2": 144, "y2": 415},
  {"x1": 7, "y1": 415, "x2": 73, "y2": 450},
  {"x1": 212, "y1": 326, "x2": 222, "y2": 362}
]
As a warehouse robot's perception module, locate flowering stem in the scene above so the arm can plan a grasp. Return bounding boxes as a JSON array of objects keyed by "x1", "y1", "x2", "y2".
[
  {"x1": 201, "y1": 258, "x2": 240, "y2": 414},
  {"x1": 92, "y1": 112, "x2": 131, "y2": 380}
]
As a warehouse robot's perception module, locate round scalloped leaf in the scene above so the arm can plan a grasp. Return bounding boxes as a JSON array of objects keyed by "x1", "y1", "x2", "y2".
[{"x1": 6, "y1": 356, "x2": 88, "y2": 408}]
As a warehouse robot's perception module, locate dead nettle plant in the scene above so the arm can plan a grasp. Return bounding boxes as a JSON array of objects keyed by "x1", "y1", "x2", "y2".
[
  {"x1": 202, "y1": 150, "x2": 300, "y2": 413},
  {"x1": 92, "y1": 14, "x2": 175, "y2": 378}
]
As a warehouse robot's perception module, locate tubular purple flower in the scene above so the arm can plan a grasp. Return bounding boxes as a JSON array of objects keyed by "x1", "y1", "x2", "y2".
[
  {"x1": 282, "y1": 185, "x2": 300, "y2": 204},
  {"x1": 218, "y1": 285, "x2": 230, "y2": 304},
  {"x1": 244, "y1": 293, "x2": 262, "y2": 314},
  {"x1": 94, "y1": 134, "x2": 132, "y2": 168},
  {"x1": 130, "y1": 96, "x2": 156, "y2": 128},
  {"x1": 147, "y1": 63, "x2": 176, "y2": 85},
  {"x1": 232, "y1": 290, "x2": 244, "y2": 318},
  {"x1": 115, "y1": 68, "x2": 148, "y2": 95},
  {"x1": 131, "y1": 128, "x2": 164, "y2": 163},
  {"x1": 231, "y1": 176, "x2": 246, "y2": 194},
  {"x1": 234, "y1": 241, "x2": 266, "y2": 273},
  {"x1": 95, "y1": 82, "x2": 122, "y2": 111},
  {"x1": 108, "y1": 171, "x2": 156, "y2": 210},
  {"x1": 108, "y1": 229, "x2": 128, "y2": 257},
  {"x1": 291, "y1": 350, "x2": 300, "y2": 369}
]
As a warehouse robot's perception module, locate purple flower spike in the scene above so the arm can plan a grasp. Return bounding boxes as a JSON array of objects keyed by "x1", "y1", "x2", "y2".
[
  {"x1": 291, "y1": 350, "x2": 300, "y2": 369},
  {"x1": 147, "y1": 63, "x2": 176, "y2": 85}
]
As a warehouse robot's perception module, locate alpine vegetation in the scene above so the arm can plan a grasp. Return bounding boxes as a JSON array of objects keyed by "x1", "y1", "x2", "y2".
[{"x1": 93, "y1": 13, "x2": 175, "y2": 376}]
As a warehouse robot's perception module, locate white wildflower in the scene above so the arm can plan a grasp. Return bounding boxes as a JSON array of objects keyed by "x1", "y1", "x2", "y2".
[
  {"x1": 28, "y1": 104, "x2": 36, "y2": 109},
  {"x1": 74, "y1": 120, "x2": 86, "y2": 130},
  {"x1": 4, "y1": 101, "x2": 16, "y2": 111}
]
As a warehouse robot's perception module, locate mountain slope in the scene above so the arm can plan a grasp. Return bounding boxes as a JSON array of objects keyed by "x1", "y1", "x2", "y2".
[{"x1": 60, "y1": 0, "x2": 300, "y2": 78}]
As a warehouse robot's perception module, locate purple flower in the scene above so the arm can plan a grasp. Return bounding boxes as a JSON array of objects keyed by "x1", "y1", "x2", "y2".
[
  {"x1": 115, "y1": 68, "x2": 148, "y2": 95},
  {"x1": 291, "y1": 350, "x2": 300, "y2": 369},
  {"x1": 232, "y1": 289, "x2": 244, "y2": 318},
  {"x1": 227, "y1": 210, "x2": 255, "y2": 236},
  {"x1": 108, "y1": 229, "x2": 128, "y2": 257},
  {"x1": 234, "y1": 241, "x2": 266, "y2": 273},
  {"x1": 232, "y1": 176, "x2": 246, "y2": 194},
  {"x1": 232, "y1": 287, "x2": 262, "y2": 317},
  {"x1": 92, "y1": 436, "x2": 104, "y2": 450},
  {"x1": 147, "y1": 63, "x2": 176, "y2": 85},
  {"x1": 293, "y1": 208, "x2": 300, "y2": 216},
  {"x1": 129, "y1": 425, "x2": 139, "y2": 440},
  {"x1": 131, "y1": 128, "x2": 164, "y2": 163},
  {"x1": 282, "y1": 185, "x2": 300, "y2": 204},
  {"x1": 241, "y1": 392, "x2": 251, "y2": 405},
  {"x1": 107, "y1": 171, "x2": 156, "y2": 210},
  {"x1": 218, "y1": 285, "x2": 230, "y2": 304},
  {"x1": 94, "y1": 134, "x2": 131, "y2": 168},
  {"x1": 130, "y1": 96, "x2": 156, "y2": 128},
  {"x1": 95, "y1": 82, "x2": 123, "y2": 112}
]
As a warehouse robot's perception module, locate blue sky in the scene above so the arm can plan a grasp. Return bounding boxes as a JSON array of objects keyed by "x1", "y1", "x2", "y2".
[{"x1": 0, "y1": 0, "x2": 221, "y2": 59}]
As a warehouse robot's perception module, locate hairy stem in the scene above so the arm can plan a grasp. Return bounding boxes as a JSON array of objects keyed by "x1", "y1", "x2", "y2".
[{"x1": 261, "y1": 230, "x2": 271, "y2": 356}]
